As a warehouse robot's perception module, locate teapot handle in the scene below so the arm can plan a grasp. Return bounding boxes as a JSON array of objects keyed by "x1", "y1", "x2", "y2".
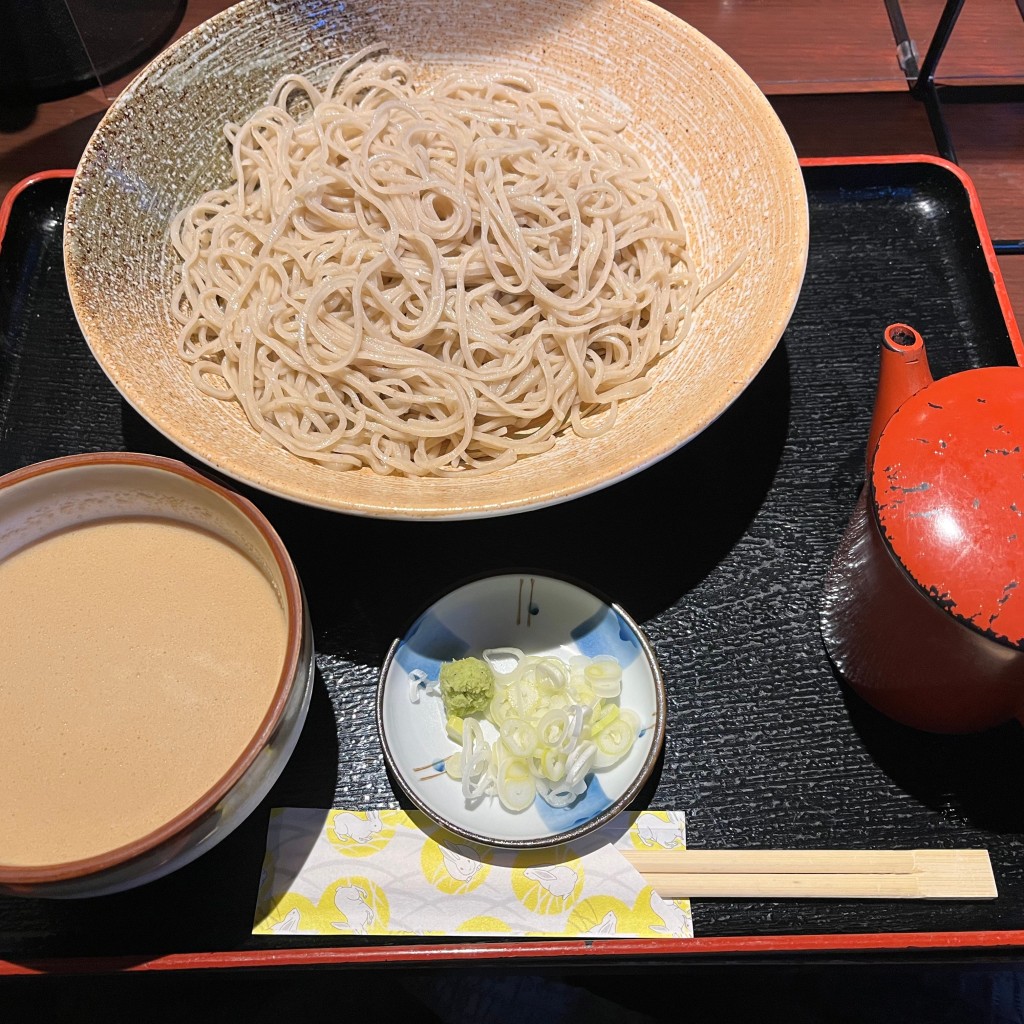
[{"x1": 865, "y1": 323, "x2": 935, "y2": 477}]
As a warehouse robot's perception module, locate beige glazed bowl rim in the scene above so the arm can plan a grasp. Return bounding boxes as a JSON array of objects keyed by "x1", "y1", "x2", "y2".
[
  {"x1": 0, "y1": 452, "x2": 304, "y2": 886},
  {"x1": 64, "y1": 0, "x2": 809, "y2": 520}
]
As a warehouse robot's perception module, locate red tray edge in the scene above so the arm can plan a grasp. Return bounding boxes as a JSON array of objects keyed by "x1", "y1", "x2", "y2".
[
  {"x1": 4, "y1": 928, "x2": 1024, "y2": 976},
  {"x1": 0, "y1": 169, "x2": 76, "y2": 258}
]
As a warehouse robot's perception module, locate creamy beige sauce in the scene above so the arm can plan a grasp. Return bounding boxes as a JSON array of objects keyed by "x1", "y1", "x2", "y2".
[{"x1": 0, "y1": 517, "x2": 288, "y2": 867}]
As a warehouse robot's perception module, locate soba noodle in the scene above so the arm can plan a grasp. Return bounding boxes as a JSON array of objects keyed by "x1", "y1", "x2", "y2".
[{"x1": 170, "y1": 49, "x2": 723, "y2": 476}]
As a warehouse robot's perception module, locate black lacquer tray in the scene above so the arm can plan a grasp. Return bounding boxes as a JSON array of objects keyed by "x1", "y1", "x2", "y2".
[{"x1": 0, "y1": 158, "x2": 1022, "y2": 972}]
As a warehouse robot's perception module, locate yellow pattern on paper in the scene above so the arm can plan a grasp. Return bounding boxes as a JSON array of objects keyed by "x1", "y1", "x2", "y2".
[
  {"x1": 456, "y1": 915, "x2": 514, "y2": 933},
  {"x1": 252, "y1": 808, "x2": 692, "y2": 939},
  {"x1": 634, "y1": 885, "x2": 692, "y2": 936},
  {"x1": 325, "y1": 810, "x2": 394, "y2": 857},
  {"x1": 321, "y1": 876, "x2": 390, "y2": 935},
  {"x1": 563, "y1": 886, "x2": 689, "y2": 936},
  {"x1": 510, "y1": 854, "x2": 584, "y2": 914},
  {"x1": 260, "y1": 892, "x2": 320, "y2": 935},
  {"x1": 565, "y1": 895, "x2": 632, "y2": 936},
  {"x1": 421, "y1": 834, "x2": 491, "y2": 895},
  {"x1": 624, "y1": 810, "x2": 686, "y2": 850}
]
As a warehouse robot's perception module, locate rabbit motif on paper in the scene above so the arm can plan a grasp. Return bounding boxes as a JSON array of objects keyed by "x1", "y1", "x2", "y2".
[
  {"x1": 585, "y1": 910, "x2": 618, "y2": 936},
  {"x1": 272, "y1": 907, "x2": 302, "y2": 934},
  {"x1": 333, "y1": 884, "x2": 375, "y2": 934},
  {"x1": 440, "y1": 843, "x2": 482, "y2": 883},
  {"x1": 635, "y1": 811, "x2": 685, "y2": 849},
  {"x1": 523, "y1": 865, "x2": 577, "y2": 899},
  {"x1": 648, "y1": 891, "x2": 690, "y2": 937},
  {"x1": 332, "y1": 810, "x2": 383, "y2": 844}
]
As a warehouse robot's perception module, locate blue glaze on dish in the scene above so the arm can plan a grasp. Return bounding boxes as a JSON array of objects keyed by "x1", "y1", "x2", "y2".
[
  {"x1": 393, "y1": 611, "x2": 471, "y2": 680},
  {"x1": 533, "y1": 776, "x2": 612, "y2": 831},
  {"x1": 570, "y1": 605, "x2": 642, "y2": 667}
]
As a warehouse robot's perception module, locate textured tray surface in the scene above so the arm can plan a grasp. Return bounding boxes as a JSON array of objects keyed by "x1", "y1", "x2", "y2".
[{"x1": 0, "y1": 163, "x2": 1020, "y2": 959}]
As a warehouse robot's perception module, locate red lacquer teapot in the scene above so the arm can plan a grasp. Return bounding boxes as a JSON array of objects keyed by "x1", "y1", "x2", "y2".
[{"x1": 821, "y1": 323, "x2": 1024, "y2": 733}]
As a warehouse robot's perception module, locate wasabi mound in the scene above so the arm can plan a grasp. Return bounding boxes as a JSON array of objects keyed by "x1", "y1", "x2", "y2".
[{"x1": 439, "y1": 657, "x2": 494, "y2": 718}]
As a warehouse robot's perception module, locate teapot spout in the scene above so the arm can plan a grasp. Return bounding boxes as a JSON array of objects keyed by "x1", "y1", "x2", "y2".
[{"x1": 865, "y1": 323, "x2": 935, "y2": 476}]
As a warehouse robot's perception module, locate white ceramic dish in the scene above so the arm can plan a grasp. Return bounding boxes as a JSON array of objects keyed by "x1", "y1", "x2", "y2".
[{"x1": 377, "y1": 574, "x2": 666, "y2": 848}]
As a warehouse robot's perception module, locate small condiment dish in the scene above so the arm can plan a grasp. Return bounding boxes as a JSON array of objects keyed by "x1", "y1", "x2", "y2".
[{"x1": 377, "y1": 573, "x2": 666, "y2": 849}]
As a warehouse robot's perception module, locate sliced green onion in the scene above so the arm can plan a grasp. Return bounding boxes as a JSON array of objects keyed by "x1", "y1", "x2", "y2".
[
  {"x1": 496, "y1": 757, "x2": 536, "y2": 812},
  {"x1": 593, "y1": 711, "x2": 638, "y2": 768},
  {"x1": 444, "y1": 753, "x2": 463, "y2": 780},
  {"x1": 536, "y1": 657, "x2": 569, "y2": 692},
  {"x1": 565, "y1": 740, "x2": 597, "y2": 787},
  {"x1": 429, "y1": 651, "x2": 639, "y2": 813},
  {"x1": 539, "y1": 746, "x2": 567, "y2": 782},
  {"x1": 483, "y1": 647, "x2": 526, "y2": 677},
  {"x1": 584, "y1": 656, "x2": 622, "y2": 697},
  {"x1": 589, "y1": 702, "x2": 619, "y2": 737},
  {"x1": 500, "y1": 717, "x2": 538, "y2": 758},
  {"x1": 461, "y1": 718, "x2": 492, "y2": 799}
]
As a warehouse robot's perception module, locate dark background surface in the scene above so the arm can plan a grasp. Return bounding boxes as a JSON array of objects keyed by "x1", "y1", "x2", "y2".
[
  {"x1": 0, "y1": 162, "x2": 1022, "y2": 964},
  {"x1": 5, "y1": 959, "x2": 1024, "y2": 1024}
]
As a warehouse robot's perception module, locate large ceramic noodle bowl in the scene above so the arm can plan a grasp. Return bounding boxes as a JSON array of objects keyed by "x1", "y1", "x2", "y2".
[{"x1": 65, "y1": 0, "x2": 808, "y2": 519}]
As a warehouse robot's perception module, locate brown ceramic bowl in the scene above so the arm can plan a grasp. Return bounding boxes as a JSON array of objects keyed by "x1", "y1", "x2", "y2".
[
  {"x1": 65, "y1": 0, "x2": 808, "y2": 520},
  {"x1": 0, "y1": 453, "x2": 314, "y2": 898}
]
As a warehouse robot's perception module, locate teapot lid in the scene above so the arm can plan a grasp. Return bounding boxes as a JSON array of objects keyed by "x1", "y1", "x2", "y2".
[{"x1": 870, "y1": 364, "x2": 1024, "y2": 651}]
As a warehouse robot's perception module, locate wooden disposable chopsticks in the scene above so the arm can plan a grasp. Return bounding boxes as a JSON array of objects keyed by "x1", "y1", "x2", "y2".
[{"x1": 621, "y1": 849, "x2": 997, "y2": 899}]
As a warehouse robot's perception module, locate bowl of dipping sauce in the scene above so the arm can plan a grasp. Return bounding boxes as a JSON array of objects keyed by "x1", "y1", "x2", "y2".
[
  {"x1": 377, "y1": 574, "x2": 666, "y2": 848},
  {"x1": 0, "y1": 453, "x2": 313, "y2": 898}
]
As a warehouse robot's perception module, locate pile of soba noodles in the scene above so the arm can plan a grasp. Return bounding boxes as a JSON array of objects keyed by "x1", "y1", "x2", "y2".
[{"x1": 170, "y1": 48, "x2": 720, "y2": 476}]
